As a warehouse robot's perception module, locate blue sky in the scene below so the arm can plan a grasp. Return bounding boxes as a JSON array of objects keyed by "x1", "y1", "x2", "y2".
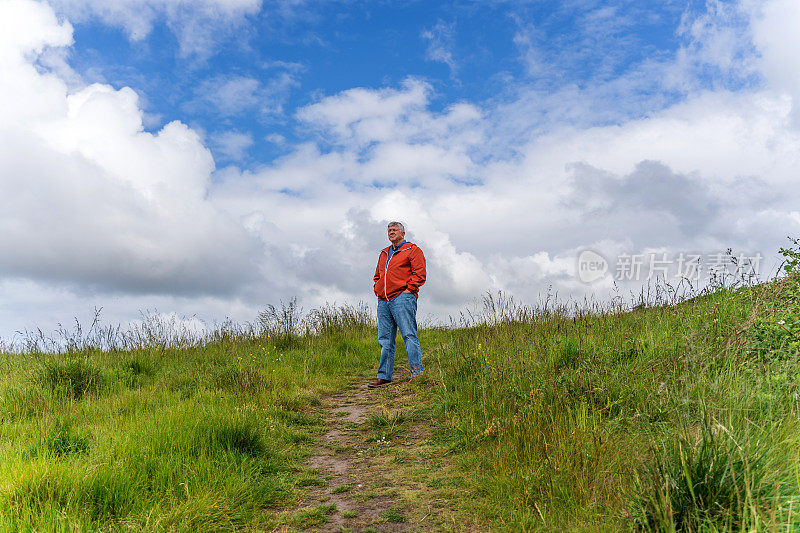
[
  {"x1": 66, "y1": 1, "x2": 694, "y2": 166},
  {"x1": 1, "y1": 0, "x2": 799, "y2": 342}
]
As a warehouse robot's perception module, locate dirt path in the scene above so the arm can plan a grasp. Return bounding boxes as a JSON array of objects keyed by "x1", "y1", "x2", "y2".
[{"x1": 277, "y1": 372, "x2": 475, "y2": 532}]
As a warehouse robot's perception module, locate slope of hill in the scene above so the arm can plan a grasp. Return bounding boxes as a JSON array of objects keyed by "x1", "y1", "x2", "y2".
[{"x1": 1, "y1": 249, "x2": 799, "y2": 531}]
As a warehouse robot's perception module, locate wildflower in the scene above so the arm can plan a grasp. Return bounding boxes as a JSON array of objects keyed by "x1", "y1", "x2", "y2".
[
  {"x1": 779, "y1": 320, "x2": 786, "y2": 325},
  {"x1": 484, "y1": 419, "x2": 501, "y2": 437}
]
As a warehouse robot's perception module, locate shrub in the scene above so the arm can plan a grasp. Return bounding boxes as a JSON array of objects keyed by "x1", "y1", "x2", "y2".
[{"x1": 745, "y1": 238, "x2": 800, "y2": 361}]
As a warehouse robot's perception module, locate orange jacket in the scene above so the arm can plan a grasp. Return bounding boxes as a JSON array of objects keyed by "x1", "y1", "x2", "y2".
[{"x1": 373, "y1": 242, "x2": 427, "y2": 301}]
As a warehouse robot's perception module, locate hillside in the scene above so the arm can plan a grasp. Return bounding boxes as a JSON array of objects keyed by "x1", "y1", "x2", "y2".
[{"x1": 1, "y1": 255, "x2": 799, "y2": 531}]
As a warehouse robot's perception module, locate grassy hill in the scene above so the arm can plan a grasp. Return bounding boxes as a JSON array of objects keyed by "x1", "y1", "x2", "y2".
[{"x1": 1, "y1": 247, "x2": 799, "y2": 531}]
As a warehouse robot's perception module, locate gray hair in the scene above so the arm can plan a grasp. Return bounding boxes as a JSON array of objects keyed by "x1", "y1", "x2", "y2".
[{"x1": 387, "y1": 221, "x2": 405, "y2": 232}]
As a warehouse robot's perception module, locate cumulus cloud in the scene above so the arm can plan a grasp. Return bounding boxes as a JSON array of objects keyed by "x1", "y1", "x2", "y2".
[
  {"x1": 0, "y1": 0, "x2": 262, "y2": 300},
  {"x1": 294, "y1": 78, "x2": 483, "y2": 187}
]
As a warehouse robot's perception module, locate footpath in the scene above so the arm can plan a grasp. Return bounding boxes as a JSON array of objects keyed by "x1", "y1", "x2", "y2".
[{"x1": 276, "y1": 371, "x2": 478, "y2": 532}]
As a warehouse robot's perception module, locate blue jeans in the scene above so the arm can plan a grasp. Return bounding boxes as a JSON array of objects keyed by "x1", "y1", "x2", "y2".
[{"x1": 377, "y1": 292, "x2": 423, "y2": 380}]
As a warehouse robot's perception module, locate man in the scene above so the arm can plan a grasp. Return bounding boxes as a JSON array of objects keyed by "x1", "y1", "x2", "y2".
[{"x1": 369, "y1": 221, "x2": 427, "y2": 388}]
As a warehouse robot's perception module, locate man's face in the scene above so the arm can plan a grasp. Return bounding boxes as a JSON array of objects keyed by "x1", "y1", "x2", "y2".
[{"x1": 387, "y1": 225, "x2": 405, "y2": 245}]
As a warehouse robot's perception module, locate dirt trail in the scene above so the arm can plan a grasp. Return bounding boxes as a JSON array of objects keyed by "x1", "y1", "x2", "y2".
[
  {"x1": 300, "y1": 384, "x2": 405, "y2": 532},
  {"x1": 281, "y1": 372, "x2": 470, "y2": 532}
]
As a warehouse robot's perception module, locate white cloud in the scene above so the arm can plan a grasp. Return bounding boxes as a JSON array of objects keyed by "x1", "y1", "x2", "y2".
[
  {"x1": 265, "y1": 132, "x2": 286, "y2": 145},
  {"x1": 421, "y1": 20, "x2": 457, "y2": 78},
  {"x1": 667, "y1": 0, "x2": 758, "y2": 92},
  {"x1": 47, "y1": 0, "x2": 262, "y2": 56},
  {"x1": 212, "y1": 130, "x2": 254, "y2": 160},
  {"x1": 750, "y1": 0, "x2": 800, "y2": 122},
  {"x1": 189, "y1": 72, "x2": 298, "y2": 117},
  {"x1": 295, "y1": 78, "x2": 483, "y2": 187},
  {"x1": 0, "y1": 0, "x2": 262, "y2": 304},
  {"x1": 0, "y1": 0, "x2": 73, "y2": 58}
]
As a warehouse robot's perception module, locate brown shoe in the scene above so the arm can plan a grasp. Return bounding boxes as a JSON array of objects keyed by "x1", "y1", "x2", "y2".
[{"x1": 367, "y1": 378, "x2": 392, "y2": 389}]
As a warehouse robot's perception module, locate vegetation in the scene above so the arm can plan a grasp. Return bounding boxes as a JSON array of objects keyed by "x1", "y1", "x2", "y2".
[
  {"x1": 1, "y1": 242, "x2": 798, "y2": 531},
  {"x1": 0, "y1": 304, "x2": 377, "y2": 531}
]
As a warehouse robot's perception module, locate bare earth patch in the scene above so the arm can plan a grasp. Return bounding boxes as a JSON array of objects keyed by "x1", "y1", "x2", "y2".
[{"x1": 275, "y1": 370, "x2": 481, "y2": 532}]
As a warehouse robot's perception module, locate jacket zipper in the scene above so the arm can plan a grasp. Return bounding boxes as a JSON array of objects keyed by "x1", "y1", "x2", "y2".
[
  {"x1": 384, "y1": 251, "x2": 391, "y2": 299},
  {"x1": 384, "y1": 245, "x2": 410, "y2": 300}
]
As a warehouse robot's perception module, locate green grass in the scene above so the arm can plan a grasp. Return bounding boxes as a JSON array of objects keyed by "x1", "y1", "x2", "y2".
[
  {"x1": 289, "y1": 503, "x2": 337, "y2": 528},
  {"x1": 331, "y1": 483, "x2": 354, "y2": 494},
  {"x1": 420, "y1": 263, "x2": 800, "y2": 530},
  {"x1": 0, "y1": 315, "x2": 378, "y2": 531},
  {"x1": 2, "y1": 246, "x2": 799, "y2": 531},
  {"x1": 379, "y1": 507, "x2": 407, "y2": 522}
]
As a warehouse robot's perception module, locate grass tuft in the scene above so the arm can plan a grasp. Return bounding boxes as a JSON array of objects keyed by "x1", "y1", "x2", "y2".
[
  {"x1": 331, "y1": 483, "x2": 353, "y2": 494},
  {"x1": 206, "y1": 419, "x2": 266, "y2": 457},
  {"x1": 45, "y1": 421, "x2": 93, "y2": 457},
  {"x1": 290, "y1": 503, "x2": 337, "y2": 528},
  {"x1": 39, "y1": 358, "x2": 102, "y2": 398},
  {"x1": 379, "y1": 507, "x2": 406, "y2": 523}
]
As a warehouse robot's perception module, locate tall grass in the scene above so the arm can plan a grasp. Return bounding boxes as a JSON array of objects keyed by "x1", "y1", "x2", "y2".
[
  {"x1": 424, "y1": 244, "x2": 800, "y2": 530},
  {"x1": 0, "y1": 302, "x2": 380, "y2": 530}
]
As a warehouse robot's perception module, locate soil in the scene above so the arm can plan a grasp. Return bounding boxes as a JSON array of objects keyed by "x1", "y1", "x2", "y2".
[
  {"x1": 277, "y1": 369, "x2": 469, "y2": 532},
  {"x1": 296, "y1": 381, "x2": 407, "y2": 532}
]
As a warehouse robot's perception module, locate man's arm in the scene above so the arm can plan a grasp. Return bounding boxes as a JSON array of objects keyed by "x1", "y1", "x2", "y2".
[
  {"x1": 373, "y1": 254, "x2": 383, "y2": 296},
  {"x1": 406, "y1": 246, "x2": 426, "y2": 292}
]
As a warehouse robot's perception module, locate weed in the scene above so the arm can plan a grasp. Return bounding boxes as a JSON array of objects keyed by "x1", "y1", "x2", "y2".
[
  {"x1": 354, "y1": 491, "x2": 377, "y2": 502},
  {"x1": 45, "y1": 422, "x2": 92, "y2": 457},
  {"x1": 214, "y1": 365, "x2": 265, "y2": 395},
  {"x1": 306, "y1": 302, "x2": 375, "y2": 335},
  {"x1": 169, "y1": 375, "x2": 198, "y2": 399},
  {"x1": 258, "y1": 298, "x2": 303, "y2": 348},
  {"x1": 366, "y1": 409, "x2": 407, "y2": 441}
]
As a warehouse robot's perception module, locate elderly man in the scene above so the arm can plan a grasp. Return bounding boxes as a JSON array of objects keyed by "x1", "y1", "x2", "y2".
[{"x1": 369, "y1": 221, "x2": 427, "y2": 388}]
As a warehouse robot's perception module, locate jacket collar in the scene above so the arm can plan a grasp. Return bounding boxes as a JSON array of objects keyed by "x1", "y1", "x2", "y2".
[{"x1": 383, "y1": 240, "x2": 411, "y2": 252}]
